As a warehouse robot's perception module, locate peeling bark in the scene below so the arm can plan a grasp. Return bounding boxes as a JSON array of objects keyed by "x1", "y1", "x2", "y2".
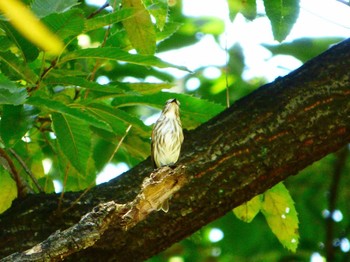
[{"x1": 0, "y1": 38, "x2": 350, "y2": 261}]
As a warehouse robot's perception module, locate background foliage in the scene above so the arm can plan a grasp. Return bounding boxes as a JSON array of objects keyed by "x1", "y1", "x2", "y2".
[{"x1": 0, "y1": 0, "x2": 349, "y2": 261}]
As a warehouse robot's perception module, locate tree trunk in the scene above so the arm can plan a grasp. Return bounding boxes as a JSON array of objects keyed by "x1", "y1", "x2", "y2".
[{"x1": 1, "y1": 38, "x2": 350, "y2": 262}]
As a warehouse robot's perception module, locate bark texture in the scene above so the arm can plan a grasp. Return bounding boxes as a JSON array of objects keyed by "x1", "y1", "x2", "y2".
[{"x1": 0, "y1": 38, "x2": 350, "y2": 261}]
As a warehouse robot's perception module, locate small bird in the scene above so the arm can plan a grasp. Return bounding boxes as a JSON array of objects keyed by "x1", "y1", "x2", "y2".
[{"x1": 151, "y1": 98, "x2": 184, "y2": 212}]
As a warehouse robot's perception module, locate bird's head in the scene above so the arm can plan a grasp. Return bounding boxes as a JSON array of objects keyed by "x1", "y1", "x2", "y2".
[{"x1": 163, "y1": 98, "x2": 180, "y2": 117}]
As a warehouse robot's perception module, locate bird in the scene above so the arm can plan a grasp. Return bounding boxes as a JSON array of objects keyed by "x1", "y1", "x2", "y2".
[{"x1": 151, "y1": 98, "x2": 184, "y2": 212}]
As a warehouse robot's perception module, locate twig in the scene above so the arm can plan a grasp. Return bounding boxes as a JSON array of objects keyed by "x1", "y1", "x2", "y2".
[
  {"x1": 61, "y1": 181, "x2": 96, "y2": 214},
  {"x1": 9, "y1": 148, "x2": 44, "y2": 192},
  {"x1": 325, "y1": 146, "x2": 348, "y2": 261},
  {"x1": 85, "y1": 22, "x2": 112, "y2": 98},
  {"x1": 0, "y1": 148, "x2": 32, "y2": 197},
  {"x1": 108, "y1": 125, "x2": 132, "y2": 163},
  {"x1": 57, "y1": 163, "x2": 70, "y2": 213},
  {"x1": 87, "y1": 2, "x2": 110, "y2": 19}
]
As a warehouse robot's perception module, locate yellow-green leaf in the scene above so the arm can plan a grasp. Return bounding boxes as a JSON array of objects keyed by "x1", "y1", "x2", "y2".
[
  {"x1": 233, "y1": 194, "x2": 262, "y2": 223},
  {"x1": 144, "y1": 0, "x2": 168, "y2": 31},
  {"x1": 122, "y1": 0, "x2": 156, "y2": 55},
  {"x1": 0, "y1": 170, "x2": 17, "y2": 214},
  {"x1": 261, "y1": 183, "x2": 299, "y2": 252},
  {"x1": 228, "y1": 0, "x2": 257, "y2": 21}
]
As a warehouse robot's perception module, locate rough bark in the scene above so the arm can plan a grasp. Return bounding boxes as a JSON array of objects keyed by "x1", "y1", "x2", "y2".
[{"x1": 0, "y1": 38, "x2": 350, "y2": 261}]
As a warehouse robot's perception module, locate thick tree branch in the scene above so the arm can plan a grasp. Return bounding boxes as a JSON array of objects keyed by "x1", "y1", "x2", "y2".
[{"x1": 1, "y1": 38, "x2": 350, "y2": 261}]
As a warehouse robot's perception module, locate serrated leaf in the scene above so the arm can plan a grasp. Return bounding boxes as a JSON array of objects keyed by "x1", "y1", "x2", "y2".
[
  {"x1": 0, "y1": 105, "x2": 34, "y2": 147},
  {"x1": 263, "y1": 0, "x2": 300, "y2": 42},
  {"x1": 122, "y1": 0, "x2": 156, "y2": 55},
  {"x1": 0, "y1": 170, "x2": 17, "y2": 214},
  {"x1": 156, "y1": 22, "x2": 182, "y2": 42},
  {"x1": 0, "y1": 73, "x2": 28, "y2": 105},
  {"x1": 261, "y1": 183, "x2": 299, "y2": 252},
  {"x1": 123, "y1": 82, "x2": 174, "y2": 94},
  {"x1": 233, "y1": 194, "x2": 263, "y2": 223},
  {"x1": 0, "y1": 52, "x2": 38, "y2": 83},
  {"x1": 84, "y1": 8, "x2": 136, "y2": 32},
  {"x1": 51, "y1": 113, "x2": 91, "y2": 175},
  {"x1": 45, "y1": 76, "x2": 124, "y2": 94},
  {"x1": 60, "y1": 47, "x2": 190, "y2": 71},
  {"x1": 111, "y1": 92, "x2": 224, "y2": 128},
  {"x1": 31, "y1": 0, "x2": 80, "y2": 18},
  {"x1": 228, "y1": 0, "x2": 257, "y2": 21},
  {"x1": 86, "y1": 103, "x2": 151, "y2": 136},
  {"x1": 27, "y1": 96, "x2": 112, "y2": 132},
  {"x1": 42, "y1": 8, "x2": 85, "y2": 40}
]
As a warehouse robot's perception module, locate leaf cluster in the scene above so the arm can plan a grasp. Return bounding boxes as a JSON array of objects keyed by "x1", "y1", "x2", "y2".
[{"x1": 0, "y1": 0, "x2": 223, "y2": 211}]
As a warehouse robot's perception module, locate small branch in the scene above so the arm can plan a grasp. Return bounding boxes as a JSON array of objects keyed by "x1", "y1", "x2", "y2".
[
  {"x1": 61, "y1": 180, "x2": 95, "y2": 215},
  {"x1": 325, "y1": 146, "x2": 348, "y2": 261},
  {"x1": 9, "y1": 148, "x2": 44, "y2": 193},
  {"x1": 57, "y1": 164, "x2": 70, "y2": 213},
  {"x1": 87, "y1": 2, "x2": 110, "y2": 19},
  {"x1": 107, "y1": 125, "x2": 132, "y2": 163},
  {"x1": 0, "y1": 148, "x2": 32, "y2": 198}
]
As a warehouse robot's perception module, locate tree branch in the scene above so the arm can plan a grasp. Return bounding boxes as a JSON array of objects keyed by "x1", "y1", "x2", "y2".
[{"x1": 1, "y1": 38, "x2": 350, "y2": 261}]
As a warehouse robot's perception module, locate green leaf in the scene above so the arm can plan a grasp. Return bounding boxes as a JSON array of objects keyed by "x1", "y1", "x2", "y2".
[
  {"x1": 262, "y1": 37, "x2": 345, "y2": 63},
  {"x1": 0, "y1": 52, "x2": 38, "y2": 83},
  {"x1": 31, "y1": 0, "x2": 80, "y2": 18},
  {"x1": 27, "y1": 96, "x2": 112, "y2": 132},
  {"x1": 144, "y1": 0, "x2": 168, "y2": 31},
  {"x1": 93, "y1": 137, "x2": 119, "y2": 171},
  {"x1": 261, "y1": 183, "x2": 299, "y2": 252},
  {"x1": 45, "y1": 76, "x2": 124, "y2": 94},
  {"x1": 181, "y1": 17, "x2": 225, "y2": 36},
  {"x1": 86, "y1": 103, "x2": 151, "y2": 136},
  {"x1": 111, "y1": 92, "x2": 224, "y2": 129},
  {"x1": 156, "y1": 22, "x2": 182, "y2": 42},
  {"x1": 0, "y1": 36, "x2": 13, "y2": 52},
  {"x1": 228, "y1": 0, "x2": 257, "y2": 21},
  {"x1": 51, "y1": 113, "x2": 92, "y2": 175},
  {"x1": 233, "y1": 194, "x2": 263, "y2": 223},
  {"x1": 0, "y1": 21, "x2": 39, "y2": 62},
  {"x1": 60, "y1": 47, "x2": 190, "y2": 71},
  {"x1": 55, "y1": 150, "x2": 96, "y2": 191},
  {"x1": 0, "y1": 73, "x2": 28, "y2": 105},
  {"x1": 0, "y1": 105, "x2": 34, "y2": 147},
  {"x1": 122, "y1": 0, "x2": 156, "y2": 55},
  {"x1": 0, "y1": 170, "x2": 17, "y2": 214},
  {"x1": 122, "y1": 82, "x2": 174, "y2": 95},
  {"x1": 263, "y1": 0, "x2": 300, "y2": 42},
  {"x1": 84, "y1": 8, "x2": 136, "y2": 32},
  {"x1": 42, "y1": 9, "x2": 85, "y2": 40}
]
